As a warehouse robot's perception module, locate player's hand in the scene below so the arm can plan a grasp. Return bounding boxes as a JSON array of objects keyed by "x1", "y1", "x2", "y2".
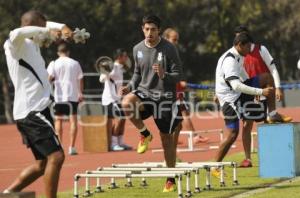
[
  {"x1": 275, "y1": 88, "x2": 283, "y2": 101},
  {"x1": 119, "y1": 86, "x2": 130, "y2": 96},
  {"x1": 213, "y1": 95, "x2": 219, "y2": 104},
  {"x1": 61, "y1": 25, "x2": 73, "y2": 41},
  {"x1": 78, "y1": 93, "x2": 83, "y2": 103},
  {"x1": 49, "y1": 29, "x2": 61, "y2": 40},
  {"x1": 262, "y1": 87, "x2": 274, "y2": 97},
  {"x1": 152, "y1": 63, "x2": 165, "y2": 79}
]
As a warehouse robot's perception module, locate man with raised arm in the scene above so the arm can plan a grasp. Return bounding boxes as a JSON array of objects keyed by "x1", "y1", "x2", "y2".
[{"x1": 3, "y1": 10, "x2": 72, "y2": 197}]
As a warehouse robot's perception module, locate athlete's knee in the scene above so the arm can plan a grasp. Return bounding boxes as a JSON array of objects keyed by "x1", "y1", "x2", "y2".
[
  {"x1": 35, "y1": 160, "x2": 47, "y2": 173},
  {"x1": 228, "y1": 131, "x2": 239, "y2": 143},
  {"x1": 55, "y1": 120, "x2": 63, "y2": 131},
  {"x1": 47, "y1": 151, "x2": 65, "y2": 166},
  {"x1": 243, "y1": 120, "x2": 253, "y2": 132},
  {"x1": 160, "y1": 133, "x2": 173, "y2": 145},
  {"x1": 122, "y1": 94, "x2": 139, "y2": 114},
  {"x1": 174, "y1": 123, "x2": 182, "y2": 134},
  {"x1": 70, "y1": 123, "x2": 78, "y2": 132},
  {"x1": 122, "y1": 94, "x2": 134, "y2": 107}
]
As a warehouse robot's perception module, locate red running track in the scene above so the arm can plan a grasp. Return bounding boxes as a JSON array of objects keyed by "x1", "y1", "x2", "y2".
[{"x1": 0, "y1": 107, "x2": 299, "y2": 195}]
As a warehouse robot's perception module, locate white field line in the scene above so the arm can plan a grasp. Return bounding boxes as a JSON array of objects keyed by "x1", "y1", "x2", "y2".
[{"x1": 231, "y1": 177, "x2": 300, "y2": 198}]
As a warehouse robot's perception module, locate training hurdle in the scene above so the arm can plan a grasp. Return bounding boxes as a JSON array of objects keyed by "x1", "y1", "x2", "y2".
[
  {"x1": 74, "y1": 171, "x2": 187, "y2": 198},
  {"x1": 145, "y1": 161, "x2": 239, "y2": 186},
  {"x1": 152, "y1": 129, "x2": 236, "y2": 153},
  {"x1": 94, "y1": 167, "x2": 196, "y2": 195},
  {"x1": 113, "y1": 161, "x2": 239, "y2": 189},
  {"x1": 112, "y1": 163, "x2": 214, "y2": 190},
  {"x1": 177, "y1": 162, "x2": 239, "y2": 186}
]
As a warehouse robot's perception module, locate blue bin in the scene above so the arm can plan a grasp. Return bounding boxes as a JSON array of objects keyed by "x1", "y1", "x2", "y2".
[{"x1": 258, "y1": 123, "x2": 300, "y2": 178}]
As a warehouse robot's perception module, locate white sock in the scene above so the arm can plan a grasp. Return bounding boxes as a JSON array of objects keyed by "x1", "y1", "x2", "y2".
[
  {"x1": 111, "y1": 136, "x2": 119, "y2": 147},
  {"x1": 69, "y1": 146, "x2": 77, "y2": 152},
  {"x1": 138, "y1": 126, "x2": 147, "y2": 133},
  {"x1": 268, "y1": 110, "x2": 277, "y2": 117},
  {"x1": 118, "y1": 135, "x2": 124, "y2": 145}
]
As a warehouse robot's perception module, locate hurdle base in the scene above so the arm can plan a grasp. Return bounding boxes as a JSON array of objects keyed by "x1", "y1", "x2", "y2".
[
  {"x1": 140, "y1": 180, "x2": 148, "y2": 187},
  {"x1": 204, "y1": 185, "x2": 211, "y2": 190},
  {"x1": 124, "y1": 181, "x2": 133, "y2": 187},
  {"x1": 233, "y1": 180, "x2": 239, "y2": 186},
  {"x1": 178, "y1": 193, "x2": 183, "y2": 198},
  {"x1": 0, "y1": 192, "x2": 35, "y2": 198},
  {"x1": 185, "y1": 191, "x2": 192, "y2": 198},
  {"x1": 94, "y1": 186, "x2": 104, "y2": 193},
  {"x1": 194, "y1": 187, "x2": 201, "y2": 193},
  {"x1": 220, "y1": 182, "x2": 226, "y2": 187},
  {"x1": 82, "y1": 190, "x2": 92, "y2": 197},
  {"x1": 108, "y1": 182, "x2": 119, "y2": 189}
]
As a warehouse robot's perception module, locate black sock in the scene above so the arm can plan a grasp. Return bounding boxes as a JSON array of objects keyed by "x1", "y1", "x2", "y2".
[
  {"x1": 166, "y1": 177, "x2": 175, "y2": 183},
  {"x1": 140, "y1": 129, "x2": 150, "y2": 137}
]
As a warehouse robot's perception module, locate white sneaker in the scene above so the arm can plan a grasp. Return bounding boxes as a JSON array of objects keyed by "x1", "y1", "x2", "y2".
[
  {"x1": 68, "y1": 147, "x2": 78, "y2": 155},
  {"x1": 119, "y1": 143, "x2": 133, "y2": 150},
  {"x1": 118, "y1": 136, "x2": 132, "y2": 150},
  {"x1": 3, "y1": 189, "x2": 11, "y2": 194},
  {"x1": 111, "y1": 145, "x2": 125, "y2": 151}
]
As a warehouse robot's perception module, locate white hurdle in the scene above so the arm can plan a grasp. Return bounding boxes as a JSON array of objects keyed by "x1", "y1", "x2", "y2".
[
  {"x1": 152, "y1": 129, "x2": 236, "y2": 153},
  {"x1": 112, "y1": 163, "x2": 209, "y2": 191},
  {"x1": 113, "y1": 161, "x2": 239, "y2": 187},
  {"x1": 94, "y1": 167, "x2": 194, "y2": 196},
  {"x1": 151, "y1": 161, "x2": 239, "y2": 186},
  {"x1": 73, "y1": 172, "x2": 186, "y2": 198}
]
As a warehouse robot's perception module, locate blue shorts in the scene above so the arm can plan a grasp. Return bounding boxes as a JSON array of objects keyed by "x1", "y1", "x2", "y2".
[{"x1": 244, "y1": 76, "x2": 260, "y2": 88}]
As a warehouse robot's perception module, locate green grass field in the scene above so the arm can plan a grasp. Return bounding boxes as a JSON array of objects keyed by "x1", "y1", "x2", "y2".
[
  {"x1": 247, "y1": 178, "x2": 300, "y2": 198},
  {"x1": 48, "y1": 153, "x2": 298, "y2": 198}
]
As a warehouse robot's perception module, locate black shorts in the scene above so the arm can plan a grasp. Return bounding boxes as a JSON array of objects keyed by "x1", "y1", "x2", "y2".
[
  {"x1": 222, "y1": 93, "x2": 267, "y2": 128},
  {"x1": 16, "y1": 107, "x2": 63, "y2": 160},
  {"x1": 54, "y1": 101, "x2": 79, "y2": 116},
  {"x1": 103, "y1": 102, "x2": 125, "y2": 119},
  {"x1": 243, "y1": 77, "x2": 267, "y2": 122},
  {"x1": 133, "y1": 90, "x2": 182, "y2": 134}
]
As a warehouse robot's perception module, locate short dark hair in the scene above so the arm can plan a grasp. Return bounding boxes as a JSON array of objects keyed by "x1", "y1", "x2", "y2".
[
  {"x1": 113, "y1": 48, "x2": 127, "y2": 60},
  {"x1": 142, "y1": 15, "x2": 161, "y2": 28},
  {"x1": 233, "y1": 32, "x2": 252, "y2": 46},
  {"x1": 21, "y1": 10, "x2": 47, "y2": 26},
  {"x1": 234, "y1": 25, "x2": 254, "y2": 42},
  {"x1": 234, "y1": 25, "x2": 249, "y2": 34},
  {"x1": 57, "y1": 43, "x2": 70, "y2": 53}
]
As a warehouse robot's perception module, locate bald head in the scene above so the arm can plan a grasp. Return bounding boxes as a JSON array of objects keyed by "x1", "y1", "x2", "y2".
[{"x1": 21, "y1": 10, "x2": 46, "y2": 27}]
